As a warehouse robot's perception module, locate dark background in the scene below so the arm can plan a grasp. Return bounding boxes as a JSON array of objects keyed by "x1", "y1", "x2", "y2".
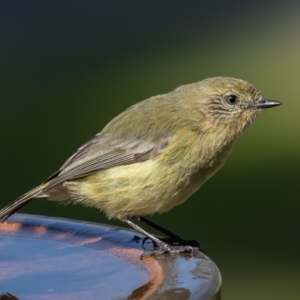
[{"x1": 1, "y1": 1, "x2": 299, "y2": 299}]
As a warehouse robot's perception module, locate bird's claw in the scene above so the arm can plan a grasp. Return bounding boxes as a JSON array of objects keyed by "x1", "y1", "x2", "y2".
[{"x1": 141, "y1": 245, "x2": 201, "y2": 259}]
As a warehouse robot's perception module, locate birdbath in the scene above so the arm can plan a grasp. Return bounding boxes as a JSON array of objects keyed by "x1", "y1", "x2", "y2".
[{"x1": 0, "y1": 214, "x2": 222, "y2": 300}]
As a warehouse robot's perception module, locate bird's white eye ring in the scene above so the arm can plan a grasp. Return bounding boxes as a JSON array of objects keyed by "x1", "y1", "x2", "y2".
[{"x1": 225, "y1": 95, "x2": 239, "y2": 105}]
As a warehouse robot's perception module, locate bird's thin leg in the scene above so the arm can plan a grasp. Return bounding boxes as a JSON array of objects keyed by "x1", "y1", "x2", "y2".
[
  {"x1": 137, "y1": 216, "x2": 182, "y2": 240},
  {"x1": 136, "y1": 216, "x2": 201, "y2": 249},
  {"x1": 122, "y1": 218, "x2": 172, "y2": 251},
  {"x1": 123, "y1": 217, "x2": 203, "y2": 258}
]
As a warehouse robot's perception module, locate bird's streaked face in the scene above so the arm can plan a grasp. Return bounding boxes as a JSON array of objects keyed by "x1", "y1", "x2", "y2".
[{"x1": 199, "y1": 77, "x2": 281, "y2": 135}]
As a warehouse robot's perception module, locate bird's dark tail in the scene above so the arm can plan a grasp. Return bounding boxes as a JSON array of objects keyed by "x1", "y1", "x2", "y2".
[{"x1": 0, "y1": 185, "x2": 46, "y2": 222}]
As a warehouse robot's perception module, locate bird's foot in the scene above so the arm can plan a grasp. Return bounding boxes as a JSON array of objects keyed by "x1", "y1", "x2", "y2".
[
  {"x1": 141, "y1": 245, "x2": 201, "y2": 259},
  {"x1": 142, "y1": 236, "x2": 205, "y2": 254}
]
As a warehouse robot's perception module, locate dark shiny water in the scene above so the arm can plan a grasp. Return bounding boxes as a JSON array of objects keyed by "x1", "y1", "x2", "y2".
[{"x1": 0, "y1": 215, "x2": 221, "y2": 300}]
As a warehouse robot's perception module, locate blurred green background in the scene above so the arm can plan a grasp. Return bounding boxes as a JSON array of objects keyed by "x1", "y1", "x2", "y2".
[{"x1": 1, "y1": 1, "x2": 299, "y2": 299}]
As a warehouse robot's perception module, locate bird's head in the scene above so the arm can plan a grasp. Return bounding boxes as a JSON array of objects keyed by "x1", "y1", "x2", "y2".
[{"x1": 193, "y1": 77, "x2": 281, "y2": 138}]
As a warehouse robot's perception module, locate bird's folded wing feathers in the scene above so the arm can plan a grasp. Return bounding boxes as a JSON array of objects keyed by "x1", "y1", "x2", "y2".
[{"x1": 43, "y1": 133, "x2": 170, "y2": 190}]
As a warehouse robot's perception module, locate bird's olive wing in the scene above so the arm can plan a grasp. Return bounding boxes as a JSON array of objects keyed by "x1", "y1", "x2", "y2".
[{"x1": 43, "y1": 133, "x2": 169, "y2": 189}]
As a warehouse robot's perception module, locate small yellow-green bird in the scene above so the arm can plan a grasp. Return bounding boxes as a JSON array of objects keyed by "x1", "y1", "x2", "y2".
[{"x1": 0, "y1": 77, "x2": 281, "y2": 255}]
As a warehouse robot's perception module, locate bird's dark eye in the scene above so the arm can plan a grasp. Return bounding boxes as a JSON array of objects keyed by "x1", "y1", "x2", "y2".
[{"x1": 225, "y1": 95, "x2": 238, "y2": 105}]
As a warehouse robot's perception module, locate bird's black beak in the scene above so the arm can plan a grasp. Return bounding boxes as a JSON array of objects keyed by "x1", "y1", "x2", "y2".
[{"x1": 254, "y1": 99, "x2": 282, "y2": 109}]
